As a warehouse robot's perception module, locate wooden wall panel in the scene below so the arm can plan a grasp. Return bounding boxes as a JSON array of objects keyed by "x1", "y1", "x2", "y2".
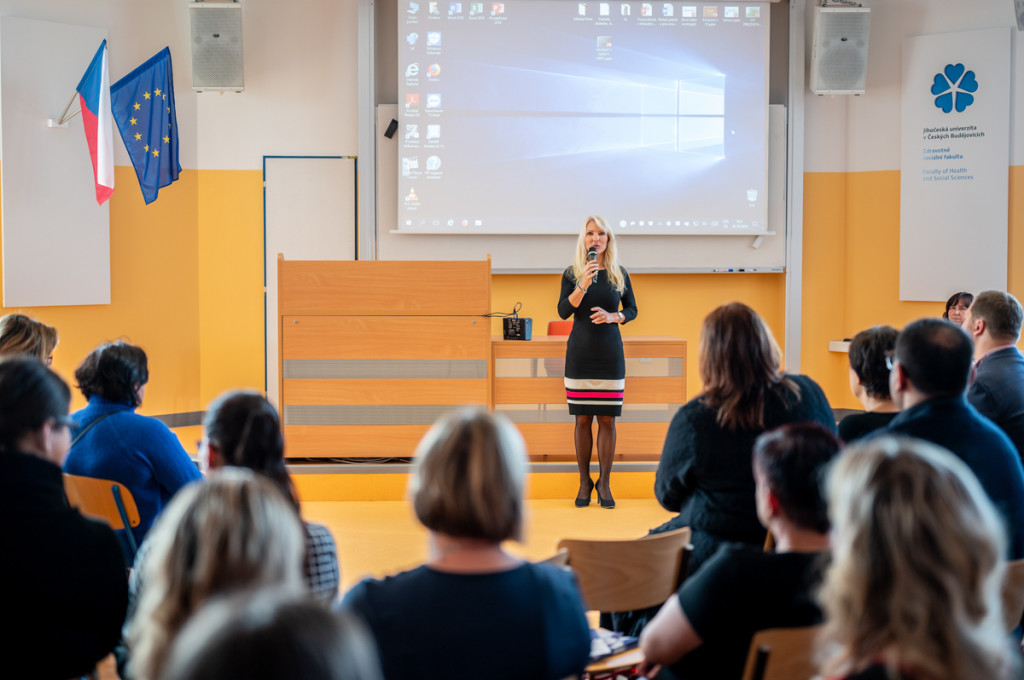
[{"x1": 284, "y1": 378, "x2": 489, "y2": 405}]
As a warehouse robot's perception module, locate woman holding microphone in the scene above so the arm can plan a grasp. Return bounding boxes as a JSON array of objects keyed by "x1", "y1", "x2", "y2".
[{"x1": 557, "y1": 216, "x2": 637, "y2": 509}]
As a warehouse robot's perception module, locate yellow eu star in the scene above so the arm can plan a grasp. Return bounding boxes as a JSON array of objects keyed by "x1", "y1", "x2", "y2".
[
  {"x1": 152, "y1": 149, "x2": 159, "y2": 157},
  {"x1": 134, "y1": 133, "x2": 142, "y2": 141},
  {"x1": 133, "y1": 103, "x2": 141, "y2": 111},
  {"x1": 129, "y1": 117, "x2": 137, "y2": 126}
]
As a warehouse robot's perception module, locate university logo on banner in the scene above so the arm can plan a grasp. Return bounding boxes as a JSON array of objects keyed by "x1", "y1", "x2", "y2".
[{"x1": 110, "y1": 47, "x2": 181, "y2": 205}]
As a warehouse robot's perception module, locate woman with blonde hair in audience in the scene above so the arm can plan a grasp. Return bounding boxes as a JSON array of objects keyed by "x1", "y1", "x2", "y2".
[
  {"x1": 819, "y1": 436, "x2": 1018, "y2": 680},
  {"x1": 160, "y1": 588, "x2": 382, "y2": 680},
  {"x1": 0, "y1": 312, "x2": 58, "y2": 363},
  {"x1": 201, "y1": 390, "x2": 340, "y2": 603},
  {"x1": 341, "y1": 408, "x2": 591, "y2": 680},
  {"x1": 125, "y1": 468, "x2": 306, "y2": 680}
]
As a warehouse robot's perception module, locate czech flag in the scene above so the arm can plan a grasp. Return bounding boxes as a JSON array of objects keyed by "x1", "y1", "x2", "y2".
[{"x1": 76, "y1": 40, "x2": 114, "y2": 205}]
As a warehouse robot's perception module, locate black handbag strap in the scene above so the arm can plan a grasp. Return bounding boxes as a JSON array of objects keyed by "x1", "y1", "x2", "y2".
[{"x1": 71, "y1": 411, "x2": 116, "y2": 448}]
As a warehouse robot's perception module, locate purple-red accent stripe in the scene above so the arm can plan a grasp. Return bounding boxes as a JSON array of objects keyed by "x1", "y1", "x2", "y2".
[{"x1": 566, "y1": 390, "x2": 623, "y2": 399}]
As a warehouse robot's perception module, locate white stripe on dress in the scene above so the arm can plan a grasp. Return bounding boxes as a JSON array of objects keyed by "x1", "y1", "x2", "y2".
[{"x1": 564, "y1": 377, "x2": 626, "y2": 390}]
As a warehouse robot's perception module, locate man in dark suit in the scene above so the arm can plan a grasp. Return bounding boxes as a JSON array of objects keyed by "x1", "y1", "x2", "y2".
[
  {"x1": 964, "y1": 290, "x2": 1024, "y2": 462},
  {"x1": 882, "y1": 318, "x2": 1024, "y2": 559}
]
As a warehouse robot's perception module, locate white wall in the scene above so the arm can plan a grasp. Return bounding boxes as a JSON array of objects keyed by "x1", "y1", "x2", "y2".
[
  {"x1": 804, "y1": 0, "x2": 1024, "y2": 173},
  {"x1": 0, "y1": 0, "x2": 359, "y2": 172}
]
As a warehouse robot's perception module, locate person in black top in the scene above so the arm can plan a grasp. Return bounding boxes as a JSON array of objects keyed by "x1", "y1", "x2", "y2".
[
  {"x1": 557, "y1": 216, "x2": 637, "y2": 509},
  {"x1": 640, "y1": 423, "x2": 839, "y2": 680},
  {"x1": 0, "y1": 356, "x2": 129, "y2": 679},
  {"x1": 838, "y1": 325, "x2": 899, "y2": 443}
]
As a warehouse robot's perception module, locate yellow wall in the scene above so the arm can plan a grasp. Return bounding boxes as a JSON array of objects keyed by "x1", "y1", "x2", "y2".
[
  {"x1": 196, "y1": 169, "x2": 266, "y2": 404},
  {"x1": 801, "y1": 167, "x2": 1024, "y2": 410},
  {"x1": 0, "y1": 165, "x2": 200, "y2": 417},
  {"x1": 6, "y1": 164, "x2": 1021, "y2": 427}
]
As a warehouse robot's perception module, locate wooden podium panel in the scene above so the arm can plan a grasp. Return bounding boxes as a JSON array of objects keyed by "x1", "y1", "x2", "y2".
[
  {"x1": 280, "y1": 258, "x2": 492, "y2": 459},
  {"x1": 493, "y1": 336, "x2": 686, "y2": 461},
  {"x1": 279, "y1": 259, "x2": 490, "y2": 315}
]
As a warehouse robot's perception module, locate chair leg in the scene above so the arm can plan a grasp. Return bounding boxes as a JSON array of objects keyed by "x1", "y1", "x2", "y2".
[{"x1": 112, "y1": 485, "x2": 138, "y2": 559}]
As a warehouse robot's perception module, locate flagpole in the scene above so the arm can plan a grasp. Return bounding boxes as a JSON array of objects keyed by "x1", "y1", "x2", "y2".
[{"x1": 56, "y1": 91, "x2": 82, "y2": 125}]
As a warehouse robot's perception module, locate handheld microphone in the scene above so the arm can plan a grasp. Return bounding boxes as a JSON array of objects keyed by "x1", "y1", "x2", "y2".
[{"x1": 588, "y1": 247, "x2": 597, "y2": 284}]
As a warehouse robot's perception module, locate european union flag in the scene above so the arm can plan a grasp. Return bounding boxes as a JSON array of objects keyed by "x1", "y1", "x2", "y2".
[{"x1": 110, "y1": 47, "x2": 181, "y2": 204}]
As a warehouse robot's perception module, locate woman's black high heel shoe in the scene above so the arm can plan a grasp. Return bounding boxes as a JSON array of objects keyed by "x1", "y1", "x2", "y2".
[
  {"x1": 575, "y1": 477, "x2": 594, "y2": 507},
  {"x1": 596, "y1": 480, "x2": 615, "y2": 509}
]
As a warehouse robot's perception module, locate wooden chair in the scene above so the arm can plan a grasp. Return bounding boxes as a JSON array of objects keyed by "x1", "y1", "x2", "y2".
[
  {"x1": 740, "y1": 625, "x2": 822, "y2": 680},
  {"x1": 540, "y1": 547, "x2": 571, "y2": 568},
  {"x1": 1002, "y1": 558, "x2": 1024, "y2": 632},
  {"x1": 63, "y1": 473, "x2": 142, "y2": 560},
  {"x1": 557, "y1": 527, "x2": 692, "y2": 612}
]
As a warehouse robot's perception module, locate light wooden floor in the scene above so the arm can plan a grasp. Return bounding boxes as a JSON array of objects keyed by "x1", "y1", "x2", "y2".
[{"x1": 303, "y1": 498, "x2": 675, "y2": 594}]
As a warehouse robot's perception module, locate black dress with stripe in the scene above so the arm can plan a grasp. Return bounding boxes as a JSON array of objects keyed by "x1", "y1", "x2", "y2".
[{"x1": 557, "y1": 266, "x2": 638, "y2": 417}]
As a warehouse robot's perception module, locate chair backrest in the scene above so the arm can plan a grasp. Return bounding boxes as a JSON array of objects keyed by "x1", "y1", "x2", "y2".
[
  {"x1": 63, "y1": 473, "x2": 141, "y2": 531},
  {"x1": 740, "y1": 625, "x2": 822, "y2": 680},
  {"x1": 1002, "y1": 558, "x2": 1024, "y2": 632},
  {"x1": 547, "y1": 320, "x2": 573, "y2": 336},
  {"x1": 557, "y1": 527, "x2": 691, "y2": 612},
  {"x1": 540, "y1": 547, "x2": 570, "y2": 568}
]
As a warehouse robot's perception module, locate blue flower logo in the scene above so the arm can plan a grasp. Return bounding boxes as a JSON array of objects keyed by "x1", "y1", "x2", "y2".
[{"x1": 931, "y1": 63, "x2": 978, "y2": 113}]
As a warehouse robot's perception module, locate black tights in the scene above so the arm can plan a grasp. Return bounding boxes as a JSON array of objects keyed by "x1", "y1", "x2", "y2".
[{"x1": 574, "y1": 414, "x2": 616, "y2": 497}]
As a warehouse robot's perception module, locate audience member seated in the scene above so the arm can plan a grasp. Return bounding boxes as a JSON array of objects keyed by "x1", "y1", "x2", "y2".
[
  {"x1": 881, "y1": 318, "x2": 1024, "y2": 558},
  {"x1": 0, "y1": 356, "x2": 128, "y2": 679},
  {"x1": 652, "y1": 303, "x2": 835, "y2": 576},
  {"x1": 942, "y1": 291, "x2": 973, "y2": 326},
  {"x1": 639, "y1": 423, "x2": 839, "y2": 680},
  {"x1": 838, "y1": 325, "x2": 899, "y2": 443},
  {"x1": 202, "y1": 390, "x2": 340, "y2": 604},
  {"x1": 125, "y1": 469, "x2": 307, "y2": 680},
  {"x1": 63, "y1": 341, "x2": 201, "y2": 557},
  {"x1": 818, "y1": 436, "x2": 1019, "y2": 680},
  {"x1": 963, "y1": 290, "x2": 1024, "y2": 461},
  {"x1": 159, "y1": 588, "x2": 382, "y2": 680},
  {"x1": 341, "y1": 409, "x2": 591, "y2": 680},
  {"x1": 0, "y1": 312, "x2": 58, "y2": 363}
]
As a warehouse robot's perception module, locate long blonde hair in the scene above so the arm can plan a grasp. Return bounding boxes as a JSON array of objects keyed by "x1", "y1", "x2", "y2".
[
  {"x1": 819, "y1": 437, "x2": 1016, "y2": 680},
  {"x1": 571, "y1": 216, "x2": 626, "y2": 294},
  {"x1": 127, "y1": 469, "x2": 306, "y2": 680}
]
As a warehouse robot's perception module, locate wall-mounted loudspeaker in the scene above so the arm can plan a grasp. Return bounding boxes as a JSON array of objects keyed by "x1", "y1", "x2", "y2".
[
  {"x1": 189, "y1": 2, "x2": 244, "y2": 92},
  {"x1": 810, "y1": 6, "x2": 871, "y2": 95}
]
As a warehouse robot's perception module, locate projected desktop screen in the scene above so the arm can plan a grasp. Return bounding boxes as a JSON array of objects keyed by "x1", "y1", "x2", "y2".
[{"x1": 397, "y1": 1, "x2": 770, "y2": 236}]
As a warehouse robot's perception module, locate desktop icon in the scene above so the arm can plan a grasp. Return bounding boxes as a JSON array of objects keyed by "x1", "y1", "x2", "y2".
[
  {"x1": 470, "y1": 2, "x2": 484, "y2": 14},
  {"x1": 405, "y1": 62, "x2": 420, "y2": 77},
  {"x1": 578, "y1": 3, "x2": 587, "y2": 16},
  {"x1": 406, "y1": 187, "x2": 419, "y2": 201},
  {"x1": 429, "y1": 1, "x2": 440, "y2": 13},
  {"x1": 426, "y1": 156, "x2": 442, "y2": 171},
  {"x1": 426, "y1": 93, "x2": 442, "y2": 108},
  {"x1": 620, "y1": 3, "x2": 630, "y2": 15},
  {"x1": 427, "y1": 31, "x2": 442, "y2": 46},
  {"x1": 406, "y1": 32, "x2": 419, "y2": 45},
  {"x1": 428, "y1": 63, "x2": 441, "y2": 77},
  {"x1": 449, "y1": 2, "x2": 462, "y2": 14},
  {"x1": 662, "y1": 3, "x2": 673, "y2": 16},
  {"x1": 641, "y1": 3, "x2": 653, "y2": 16},
  {"x1": 408, "y1": 1, "x2": 420, "y2": 13},
  {"x1": 681, "y1": 5, "x2": 696, "y2": 17},
  {"x1": 746, "y1": 189, "x2": 758, "y2": 202},
  {"x1": 406, "y1": 93, "x2": 420, "y2": 108},
  {"x1": 402, "y1": 156, "x2": 420, "y2": 176},
  {"x1": 491, "y1": 2, "x2": 505, "y2": 15},
  {"x1": 600, "y1": 3, "x2": 610, "y2": 15},
  {"x1": 745, "y1": 6, "x2": 760, "y2": 18},
  {"x1": 724, "y1": 6, "x2": 738, "y2": 18},
  {"x1": 426, "y1": 124, "x2": 441, "y2": 139},
  {"x1": 703, "y1": 6, "x2": 717, "y2": 17},
  {"x1": 405, "y1": 124, "x2": 420, "y2": 139},
  {"x1": 597, "y1": 35, "x2": 612, "y2": 48}
]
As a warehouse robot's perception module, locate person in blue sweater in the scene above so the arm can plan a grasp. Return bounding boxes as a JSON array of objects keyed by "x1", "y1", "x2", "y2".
[{"x1": 64, "y1": 340, "x2": 201, "y2": 560}]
